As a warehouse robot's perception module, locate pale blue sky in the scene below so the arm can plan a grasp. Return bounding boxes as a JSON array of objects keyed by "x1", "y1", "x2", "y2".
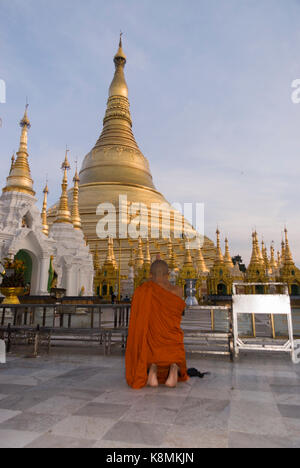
[{"x1": 1, "y1": 0, "x2": 300, "y2": 264}]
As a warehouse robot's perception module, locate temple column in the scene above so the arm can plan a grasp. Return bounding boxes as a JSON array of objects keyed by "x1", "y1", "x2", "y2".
[{"x1": 38, "y1": 256, "x2": 50, "y2": 296}]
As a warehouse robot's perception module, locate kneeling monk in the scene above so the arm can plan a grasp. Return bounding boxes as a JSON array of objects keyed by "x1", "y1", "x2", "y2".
[{"x1": 126, "y1": 260, "x2": 189, "y2": 390}]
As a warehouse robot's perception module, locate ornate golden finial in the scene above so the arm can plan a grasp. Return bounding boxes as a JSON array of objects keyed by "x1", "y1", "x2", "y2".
[
  {"x1": 196, "y1": 245, "x2": 209, "y2": 273},
  {"x1": 224, "y1": 238, "x2": 234, "y2": 268},
  {"x1": 261, "y1": 240, "x2": 270, "y2": 269},
  {"x1": 249, "y1": 231, "x2": 260, "y2": 266},
  {"x1": 277, "y1": 250, "x2": 281, "y2": 267},
  {"x1": 284, "y1": 228, "x2": 294, "y2": 265},
  {"x1": 3, "y1": 105, "x2": 35, "y2": 196},
  {"x1": 135, "y1": 237, "x2": 144, "y2": 269},
  {"x1": 71, "y1": 162, "x2": 82, "y2": 230},
  {"x1": 41, "y1": 180, "x2": 49, "y2": 236},
  {"x1": 214, "y1": 228, "x2": 224, "y2": 265},
  {"x1": 144, "y1": 238, "x2": 151, "y2": 266},
  {"x1": 281, "y1": 238, "x2": 286, "y2": 265},
  {"x1": 104, "y1": 237, "x2": 114, "y2": 265},
  {"x1": 128, "y1": 248, "x2": 135, "y2": 268},
  {"x1": 270, "y1": 243, "x2": 277, "y2": 269},
  {"x1": 183, "y1": 238, "x2": 193, "y2": 267},
  {"x1": 54, "y1": 148, "x2": 72, "y2": 224},
  {"x1": 254, "y1": 232, "x2": 264, "y2": 266},
  {"x1": 167, "y1": 238, "x2": 178, "y2": 270},
  {"x1": 108, "y1": 34, "x2": 128, "y2": 98},
  {"x1": 94, "y1": 244, "x2": 100, "y2": 271}
]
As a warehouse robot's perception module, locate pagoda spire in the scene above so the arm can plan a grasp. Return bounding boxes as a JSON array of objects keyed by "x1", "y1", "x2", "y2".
[
  {"x1": 91, "y1": 36, "x2": 146, "y2": 163},
  {"x1": 144, "y1": 238, "x2": 151, "y2": 266},
  {"x1": 224, "y1": 238, "x2": 234, "y2": 268},
  {"x1": 214, "y1": 229, "x2": 225, "y2": 266},
  {"x1": 284, "y1": 228, "x2": 294, "y2": 265},
  {"x1": 54, "y1": 149, "x2": 72, "y2": 224},
  {"x1": 261, "y1": 240, "x2": 270, "y2": 270},
  {"x1": 3, "y1": 105, "x2": 35, "y2": 196},
  {"x1": 281, "y1": 239, "x2": 286, "y2": 266},
  {"x1": 41, "y1": 181, "x2": 49, "y2": 236},
  {"x1": 249, "y1": 232, "x2": 260, "y2": 267},
  {"x1": 183, "y1": 239, "x2": 193, "y2": 267},
  {"x1": 128, "y1": 248, "x2": 135, "y2": 268},
  {"x1": 196, "y1": 245, "x2": 209, "y2": 273},
  {"x1": 167, "y1": 238, "x2": 178, "y2": 270},
  {"x1": 71, "y1": 165, "x2": 82, "y2": 230},
  {"x1": 135, "y1": 237, "x2": 144, "y2": 269},
  {"x1": 270, "y1": 243, "x2": 277, "y2": 270},
  {"x1": 94, "y1": 244, "x2": 100, "y2": 271},
  {"x1": 104, "y1": 237, "x2": 113, "y2": 266}
]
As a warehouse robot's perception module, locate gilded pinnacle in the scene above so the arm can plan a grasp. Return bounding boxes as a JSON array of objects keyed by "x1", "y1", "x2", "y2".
[
  {"x1": 3, "y1": 105, "x2": 35, "y2": 196},
  {"x1": 54, "y1": 150, "x2": 72, "y2": 224},
  {"x1": 71, "y1": 167, "x2": 82, "y2": 230},
  {"x1": 41, "y1": 181, "x2": 49, "y2": 236}
]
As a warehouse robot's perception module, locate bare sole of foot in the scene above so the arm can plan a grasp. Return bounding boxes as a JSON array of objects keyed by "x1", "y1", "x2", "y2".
[
  {"x1": 147, "y1": 364, "x2": 158, "y2": 387},
  {"x1": 165, "y1": 363, "x2": 179, "y2": 388}
]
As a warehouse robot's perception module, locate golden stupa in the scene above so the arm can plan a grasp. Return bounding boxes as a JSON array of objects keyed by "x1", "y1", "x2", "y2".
[{"x1": 48, "y1": 37, "x2": 216, "y2": 274}]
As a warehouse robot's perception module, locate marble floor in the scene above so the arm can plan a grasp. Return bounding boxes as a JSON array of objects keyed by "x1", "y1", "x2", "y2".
[{"x1": 0, "y1": 347, "x2": 299, "y2": 448}]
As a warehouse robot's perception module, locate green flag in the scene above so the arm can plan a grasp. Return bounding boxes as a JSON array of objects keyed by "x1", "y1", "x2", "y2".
[{"x1": 48, "y1": 256, "x2": 54, "y2": 293}]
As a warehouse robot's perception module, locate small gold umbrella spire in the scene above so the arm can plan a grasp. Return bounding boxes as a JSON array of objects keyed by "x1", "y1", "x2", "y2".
[
  {"x1": 196, "y1": 245, "x2": 209, "y2": 273},
  {"x1": 270, "y1": 243, "x2": 277, "y2": 270},
  {"x1": 284, "y1": 228, "x2": 294, "y2": 265},
  {"x1": 128, "y1": 248, "x2": 135, "y2": 268},
  {"x1": 281, "y1": 239, "x2": 286, "y2": 265},
  {"x1": 214, "y1": 229, "x2": 225, "y2": 265},
  {"x1": 135, "y1": 237, "x2": 144, "y2": 269},
  {"x1": 3, "y1": 105, "x2": 35, "y2": 196},
  {"x1": 183, "y1": 238, "x2": 193, "y2": 267},
  {"x1": 144, "y1": 238, "x2": 151, "y2": 266},
  {"x1": 224, "y1": 238, "x2": 234, "y2": 268},
  {"x1": 41, "y1": 180, "x2": 49, "y2": 236},
  {"x1": 261, "y1": 240, "x2": 270, "y2": 270},
  {"x1": 71, "y1": 164, "x2": 82, "y2": 230},
  {"x1": 277, "y1": 250, "x2": 281, "y2": 267},
  {"x1": 54, "y1": 148, "x2": 72, "y2": 224},
  {"x1": 94, "y1": 244, "x2": 100, "y2": 271}
]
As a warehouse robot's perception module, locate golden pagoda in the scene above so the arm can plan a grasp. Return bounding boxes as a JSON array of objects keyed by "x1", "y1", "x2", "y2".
[
  {"x1": 3, "y1": 105, "x2": 35, "y2": 196},
  {"x1": 224, "y1": 238, "x2": 234, "y2": 269},
  {"x1": 94, "y1": 237, "x2": 118, "y2": 298},
  {"x1": 71, "y1": 167, "x2": 82, "y2": 231},
  {"x1": 54, "y1": 150, "x2": 72, "y2": 224},
  {"x1": 207, "y1": 229, "x2": 232, "y2": 295},
  {"x1": 245, "y1": 232, "x2": 268, "y2": 292},
  {"x1": 279, "y1": 228, "x2": 300, "y2": 294},
  {"x1": 47, "y1": 37, "x2": 216, "y2": 276},
  {"x1": 177, "y1": 239, "x2": 198, "y2": 295}
]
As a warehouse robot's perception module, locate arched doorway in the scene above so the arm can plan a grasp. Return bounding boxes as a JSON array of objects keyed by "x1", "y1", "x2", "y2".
[
  {"x1": 291, "y1": 284, "x2": 300, "y2": 295},
  {"x1": 217, "y1": 283, "x2": 227, "y2": 296},
  {"x1": 15, "y1": 250, "x2": 32, "y2": 286},
  {"x1": 255, "y1": 285, "x2": 265, "y2": 294}
]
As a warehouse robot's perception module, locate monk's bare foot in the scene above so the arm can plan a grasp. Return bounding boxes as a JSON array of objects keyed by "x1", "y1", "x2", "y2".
[
  {"x1": 147, "y1": 364, "x2": 158, "y2": 387},
  {"x1": 165, "y1": 363, "x2": 179, "y2": 388}
]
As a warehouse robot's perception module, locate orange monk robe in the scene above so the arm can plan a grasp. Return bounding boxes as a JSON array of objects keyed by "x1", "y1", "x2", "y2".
[{"x1": 126, "y1": 281, "x2": 189, "y2": 389}]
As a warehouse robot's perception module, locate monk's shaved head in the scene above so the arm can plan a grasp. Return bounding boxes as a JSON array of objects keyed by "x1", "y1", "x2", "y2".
[{"x1": 150, "y1": 260, "x2": 169, "y2": 279}]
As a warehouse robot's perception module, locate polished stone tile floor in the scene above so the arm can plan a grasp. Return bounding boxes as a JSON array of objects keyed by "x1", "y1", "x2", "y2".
[{"x1": 0, "y1": 347, "x2": 299, "y2": 448}]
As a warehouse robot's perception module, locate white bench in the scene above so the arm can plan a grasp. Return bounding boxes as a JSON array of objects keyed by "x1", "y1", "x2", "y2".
[{"x1": 232, "y1": 283, "x2": 296, "y2": 362}]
